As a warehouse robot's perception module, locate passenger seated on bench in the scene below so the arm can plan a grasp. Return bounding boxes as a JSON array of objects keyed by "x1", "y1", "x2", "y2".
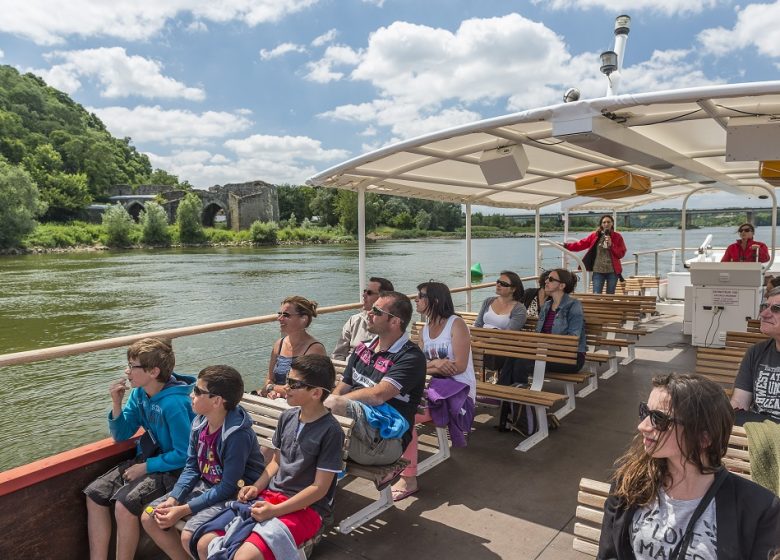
[
  {"x1": 257, "y1": 296, "x2": 326, "y2": 399},
  {"x1": 192, "y1": 355, "x2": 344, "y2": 560},
  {"x1": 497, "y1": 269, "x2": 586, "y2": 431},
  {"x1": 332, "y1": 276, "x2": 394, "y2": 361},
  {"x1": 522, "y1": 270, "x2": 550, "y2": 319},
  {"x1": 391, "y1": 282, "x2": 477, "y2": 501},
  {"x1": 731, "y1": 287, "x2": 780, "y2": 426},
  {"x1": 84, "y1": 337, "x2": 195, "y2": 560},
  {"x1": 141, "y1": 365, "x2": 265, "y2": 560},
  {"x1": 599, "y1": 373, "x2": 780, "y2": 559},
  {"x1": 474, "y1": 270, "x2": 526, "y2": 377},
  {"x1": 325, "y1": 291, "x2": 427, "y2": 467}
]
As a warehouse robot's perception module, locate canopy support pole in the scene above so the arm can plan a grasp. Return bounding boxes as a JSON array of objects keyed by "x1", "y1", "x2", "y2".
[
  {"x1": 465, "y1": 203, "x2": 473, "y2": 312},
  {"x1": 534, "y1": 208, "x2": 541, "y2": 274},
  {"x1": 562, "y1": 210, "x2": 570, "y2": 269},
  {"x1": 358, "y1": 187, "x2": 366, "y2": 295}
]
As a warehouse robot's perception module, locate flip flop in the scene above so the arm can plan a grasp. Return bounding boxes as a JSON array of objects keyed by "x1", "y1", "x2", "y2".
[{"x1": 392, "y1": 488, "x2": 419, "y2": 502}]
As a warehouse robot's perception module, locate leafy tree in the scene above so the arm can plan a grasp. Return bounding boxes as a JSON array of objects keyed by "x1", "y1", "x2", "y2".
[
  {"x1": 277, "y1": 185, "x2": 316, "y2": 221},
  {"x1": 336, "y1": 190, "x2": 379, "y2": 234},
  {"x1": 309, "y1": 188, "x2": 339, "y2": 226},
  {"x1": 176, "y1": 192, "x2": 205, "y2": 244},
  {"x1": 149, "y1": 168, "x2": 182, "y2": 187},
  {"x1": 102, "y1": 203, "x2": 134, "y2": 247},
  {"x1": 140, "y1": 201, "x2": 171, "y2": 246},
  {"x1": 249, "y1": 220, "x2": 278, "y2": 243},
  {"x1": 415, "y1": 209, "x2": 431, "y2": 230},
  {"x1": 286, "y1": 212, "x2": 298, "y2": 228},
  {"x1": 391, "y1": 211, "x2": 415, "y2": 229},
  {"x1": 0, "y1": 160, "x2": 46, "y2": 248}
]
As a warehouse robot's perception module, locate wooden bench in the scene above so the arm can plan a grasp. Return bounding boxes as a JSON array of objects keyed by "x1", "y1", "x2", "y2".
[
  {"x1": 725, "y1": 330, "x2": 767, "y2": 351},
  {"x1": 747, "y1": 318, "x2": 761, "y2": 333},
  {"x1": 468, "y1": 327, "x2": 578, "y2": 450},
  {"x1": 573, "y1": 426, "x2": 751, "y2": 556},
  {"x1": 616, "y1": 276, "x2": 660, "y2": 297},
  {"x1": 695, "y1": 346, "x2": 746, "y2": 397}
]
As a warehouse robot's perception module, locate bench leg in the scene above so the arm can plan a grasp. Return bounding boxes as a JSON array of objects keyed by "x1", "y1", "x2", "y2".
[
  {"x1": 337, "y1": 485, "x2": 394, "y2": 534},
  {"x1": 514, "y1": 405, "x2": 549, "y2": 452},
  {"x1": 600, "y1": 352, "x2": 619, "y2": 379},
  {"x1": 554, "y1": 383, "x2": 576, "y2": 420},
  {"x1": 620, "y1": 344, "x2": 636, "y2": 366},
  {"x1": 416, "y1": 426, "x2": 451, "y2": 476},
  {"x1": 576, "y1": 374, "x2": 597, "y2": 398}
]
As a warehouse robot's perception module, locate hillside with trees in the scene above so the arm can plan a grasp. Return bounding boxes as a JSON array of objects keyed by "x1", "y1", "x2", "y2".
[{"x1": 0, "y1": 65, "x2": 184, "y2": 222}]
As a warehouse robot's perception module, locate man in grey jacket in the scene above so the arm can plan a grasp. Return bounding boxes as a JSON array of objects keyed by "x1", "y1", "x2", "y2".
[{"x1": 331, "y1": 277, "x2": 394, "y2": 361}]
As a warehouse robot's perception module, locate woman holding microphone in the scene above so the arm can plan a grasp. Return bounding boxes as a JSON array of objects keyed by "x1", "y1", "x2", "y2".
[{"x1": 564, "y1": 214, "x2": 626, "y2": 294}]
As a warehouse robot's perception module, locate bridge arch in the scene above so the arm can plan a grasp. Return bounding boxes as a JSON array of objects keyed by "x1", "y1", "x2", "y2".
[
  {"x1": 202, "y1": 202, "x2": 227, "y2": 228},
  {"x1": 125, "y1": 201, "x2": 145, "y2": 222}
]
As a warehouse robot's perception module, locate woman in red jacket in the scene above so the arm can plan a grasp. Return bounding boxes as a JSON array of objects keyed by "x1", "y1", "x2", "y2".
[
  {"x1": 564, "y1": 215, "x2": 627, "y2": 294},
  {"x1": 721, "y1": 223, "x2": 770, "y2": 263}
]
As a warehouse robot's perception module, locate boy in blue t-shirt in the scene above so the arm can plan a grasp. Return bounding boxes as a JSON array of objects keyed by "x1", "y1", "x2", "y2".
[
  {"x1": 192, "y1": 355, "x2": 345, "y2": 560},
  {"x1": 84, "y1": 337, "x2": 195, "y2": 560},
  {"x1": 141, "y1": 364, "x2": 265, "y2": 560}
]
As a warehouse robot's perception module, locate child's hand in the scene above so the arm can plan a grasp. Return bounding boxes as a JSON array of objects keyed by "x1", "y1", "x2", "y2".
[
  {"x1": 110, "y1": 377, "x2": 128, "y2": 402},
  {"x1": 155, "y1": 504, "x2": 187, "y2": 528},
  {"x1": 250, "y1": 500, "x2": 278, "y2": 522},
  {"x1": 238, "y1": 485, "x2": 259, "y2": 502},
  {"x1": 122, "y1": 462, "x2": 147, "y2": 482}
]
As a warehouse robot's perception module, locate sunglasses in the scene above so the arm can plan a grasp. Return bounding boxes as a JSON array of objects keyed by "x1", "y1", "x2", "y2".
[
  {"x1": 638, "y1": 402, "x2": 677, "y2": 432},
  {"x1": 285, "y1": 377, "x2": 330, "y2": 393},
  {"x1": 363, "y1": 289, "x2": 378, "y2": 296},
  {"x1": 370, "y1": 305, "x2": 400, "y2": 319},
  {"x1": 760, "y1": 303, "x2": 780, "y2": 314},
  {"x1": 192, "y1": 385, "x2": 217, "y2": 398},
  {"x1": 277, "y1": 311, "x2": 302, "y2": 319},
  {"x1": 417, "y1": 292, "x2": 428, "y2": 299},
  {"x1": 739, "y1": 228, "x2": 753, "y2": 233},
  {"x1": 545, "y1": 277, "x2": 562, "y2": 284},
  {"x1": 496, "y1": 280, "x2": 512, "y2": 288}
]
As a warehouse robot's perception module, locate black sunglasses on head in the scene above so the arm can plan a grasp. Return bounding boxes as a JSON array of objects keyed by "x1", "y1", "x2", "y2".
[{"x1": 638, "y1": 401, "x2": 677, "y2": 432}]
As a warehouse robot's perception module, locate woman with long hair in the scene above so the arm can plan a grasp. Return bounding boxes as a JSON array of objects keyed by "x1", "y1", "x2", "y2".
[
  {"x1": 522, "y1": 270, "x2": 550, "y2": 319},
  {"x1": 258, "y1": 296, "x2": 326, "y2": 398},
  {"x1": 599, "y1": 373, "x2": 780, "y2": 559},
  {"x1": 474, "y1": 270, "x2": 526, "y2": 330},
  {"x1": 564, "y1": 214, "x2": 626, "y2": 294},
  {"x1": 721, "y1": 222, "x2": 770, "y2": 263},
  {"x1": 391, "y1": 281, "x2": 476, "y2": 502}
]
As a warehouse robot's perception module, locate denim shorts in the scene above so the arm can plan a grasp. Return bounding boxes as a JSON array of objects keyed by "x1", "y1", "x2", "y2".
[{"x1": 83, "y1": 458, "x2": 180, "y2": 516}]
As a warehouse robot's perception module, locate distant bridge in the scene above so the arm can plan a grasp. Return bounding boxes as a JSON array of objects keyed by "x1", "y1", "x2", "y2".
[{"x1": 503, "y1": 207, "x2": 768, "y2": 228}]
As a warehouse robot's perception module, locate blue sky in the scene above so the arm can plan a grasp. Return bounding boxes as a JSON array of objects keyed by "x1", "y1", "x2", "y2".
[{"x1": 1, "y1": 0, "x2": 780, "y2": 210}]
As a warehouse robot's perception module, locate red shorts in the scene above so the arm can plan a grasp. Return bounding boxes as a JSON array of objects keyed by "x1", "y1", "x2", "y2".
[{"x1": 214, "y1": 489, "x2": 322, "y2": 560}]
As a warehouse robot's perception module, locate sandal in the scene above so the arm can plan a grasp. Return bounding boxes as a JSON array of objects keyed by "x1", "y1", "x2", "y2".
[{"x1": 392, "y1": 488, "x2": 419, "y2": 502}]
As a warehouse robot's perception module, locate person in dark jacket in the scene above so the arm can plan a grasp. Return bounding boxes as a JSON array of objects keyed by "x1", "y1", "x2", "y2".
[
  {"x1": 599, "y1": 373, "x2": 780, "y2": 559},
  {"x1": 564, "y1": 214, "x2": 627, "y2": 294}
]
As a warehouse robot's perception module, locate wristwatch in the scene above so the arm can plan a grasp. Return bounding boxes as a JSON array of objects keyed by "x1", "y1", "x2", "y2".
[{"x1": 262, "y1": 383, "x2": 275, "y2": 397}]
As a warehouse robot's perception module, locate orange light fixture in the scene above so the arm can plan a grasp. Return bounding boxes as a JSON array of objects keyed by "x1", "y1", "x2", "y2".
[{"x1": 574, "y1": 169, "x2": 651, "y2": 200}]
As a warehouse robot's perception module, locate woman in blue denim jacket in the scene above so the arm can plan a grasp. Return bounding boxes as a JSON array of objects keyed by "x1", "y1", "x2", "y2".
[{"x1": 497, "y1": 269, "x2": 586, "y2": 431}]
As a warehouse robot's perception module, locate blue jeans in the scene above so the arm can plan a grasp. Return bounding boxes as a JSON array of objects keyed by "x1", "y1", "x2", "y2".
[{"x1": 592, "y1": 272, "x2": 618, "y2": 294}]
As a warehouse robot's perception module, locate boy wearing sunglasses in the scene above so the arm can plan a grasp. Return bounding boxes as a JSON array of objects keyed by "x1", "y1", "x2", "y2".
[
  {"x1": 331, "y1": 276, "x2": 394, "y2": 361},
  {"x1": 142, "y1": 365, "x2": 265, "y2": 560},
  {"x1": 731, "y1": 287, "x2": 780, "y2": 426},
  {"x1": 84, "y1": 337, "x2": 195, "y2": 560},
  {"x1": 191, "y1": 355, "x2": 344, "y2": 559}
]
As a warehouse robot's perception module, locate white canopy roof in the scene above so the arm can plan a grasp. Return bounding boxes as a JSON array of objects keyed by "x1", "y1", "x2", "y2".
[{"x1": 307, "y1": 82, "x2": 780, "y2": 211}]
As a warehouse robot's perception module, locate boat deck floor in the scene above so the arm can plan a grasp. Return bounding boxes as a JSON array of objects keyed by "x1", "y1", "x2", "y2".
[{"x1": 314, "y1": 315, "x2": 692, "y2": 560}]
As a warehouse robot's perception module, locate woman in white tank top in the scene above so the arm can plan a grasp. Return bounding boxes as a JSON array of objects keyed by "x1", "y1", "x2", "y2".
[{"x1": 391, "y1": 281, "x2": 475, "y2": 501}]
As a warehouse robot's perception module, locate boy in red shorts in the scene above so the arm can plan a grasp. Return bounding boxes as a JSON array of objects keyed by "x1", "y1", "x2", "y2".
[{"x1": 191, "y1": 354, "x2": 344, "y2": 560}]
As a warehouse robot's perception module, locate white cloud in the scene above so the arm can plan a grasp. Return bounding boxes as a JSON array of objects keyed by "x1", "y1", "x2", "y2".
[
  {"x1": 698, "y1": 2, "x2": 780, "y2": 58},
  {"x1": 361, "y1": 0, "x2": 386, "y2": 6},
  {"x1": 0, "y1": 0, "x2": 321, "y2": 45},
  {"x1": 34, "y1": 47, "x2": 204, "y2": 100},
  {"x1": 318, "y1": 14, "x2": 723, "y2": 142},
  {"x1": 533, "y1": 0, "x2": 723, "y2": 15},
  {"x1": 304, "y1": 44, "x2": 361, "y2": 83},
  {"x1": 91, "y1": 105, "x2": 253, "y2": 145},
  {"x1": 186, "y1": 20, "x2": 208, "y2": 33},
  {"x1": 146, "y1": 134, "x2": 350, "y2": 187},
  {"x1": 311, "y1": 28, "x2": 338, "y2": 47},
  {"x1": 260, "y1": 42, "x2": 306, "y2": 60},
  {"x1": 0, "y1": 50, "x2": 4, "y2": 59}
]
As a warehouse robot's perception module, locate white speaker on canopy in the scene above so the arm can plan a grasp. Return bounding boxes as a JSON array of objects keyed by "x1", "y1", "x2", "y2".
[{"x1": 479, "y1": 145, "x2": 528, "y2": 185}]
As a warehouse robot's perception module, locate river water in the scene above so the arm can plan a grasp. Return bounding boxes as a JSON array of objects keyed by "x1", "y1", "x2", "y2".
[{"x1": 0, "y1": 226, "x2": 770, "y2": 470}]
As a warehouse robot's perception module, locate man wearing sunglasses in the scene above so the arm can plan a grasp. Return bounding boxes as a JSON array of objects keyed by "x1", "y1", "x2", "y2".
[
  {"x1": 731, "y1": 287, "x2": 780, "y2": 425},
  {"x1": 325, "y1": 291, "x2": 426, "y2": 466},
  {"x1": 331, "y1": 277, "x2": 394, "y2": 361}
]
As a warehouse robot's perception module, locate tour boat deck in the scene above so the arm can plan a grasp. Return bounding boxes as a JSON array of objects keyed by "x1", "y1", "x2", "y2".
[{"x1": 311, "y1": 314, "x2": 689, "y2": 559}]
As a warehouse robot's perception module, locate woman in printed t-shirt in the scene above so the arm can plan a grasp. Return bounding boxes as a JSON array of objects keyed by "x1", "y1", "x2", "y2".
[{"x1": 598, "y1": 373, "x2": 780, "y2": 559}]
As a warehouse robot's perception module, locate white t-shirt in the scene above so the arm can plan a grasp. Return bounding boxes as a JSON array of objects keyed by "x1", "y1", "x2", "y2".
[
  {"x1": 630, "y1": 488, "x2": 717, "y2": 560},
  {"x1": 422, "y1": 315, "x2": 476, "y2": 401}
]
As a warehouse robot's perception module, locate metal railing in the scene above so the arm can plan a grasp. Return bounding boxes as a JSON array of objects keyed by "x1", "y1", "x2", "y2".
[{"x1": 631, "y1": 247, "x2": 714, "y2": 277}]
